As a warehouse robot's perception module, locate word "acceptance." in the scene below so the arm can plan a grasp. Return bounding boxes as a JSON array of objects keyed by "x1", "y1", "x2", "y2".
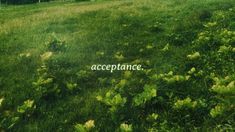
[{"x1": 91, "y1": 64, "x2": 143, "y2": 73}]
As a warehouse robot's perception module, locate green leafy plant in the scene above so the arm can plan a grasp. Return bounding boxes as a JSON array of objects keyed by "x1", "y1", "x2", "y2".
[
  {"x1": 46, "y1": 33, "x2": 67, "y2": 52},
  {"x1": 75, "y1": 120, "x2": 95, "y2": 132},
  {"x1": 97, "y1": 91, "x2": 127, "y2": 112},
  {"x1": 17, "y1": 100, "x2": 35, "y2": 114},
  {"x1": 210, "y1": 104, "x2": 226, "y2": 118},
  {"x1": 173, "y1": 97, "x2": 197, "y2": 109},
  {"x1": 133, "y1": 84, "x2": 157, "y2": 106},
  {"x1": 120, "y1": 123, "x2": 132, "y2": 132}
]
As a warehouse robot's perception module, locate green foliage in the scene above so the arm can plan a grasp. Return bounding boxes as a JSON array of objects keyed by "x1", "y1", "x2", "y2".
[
  {"x1": 66, "y1": 82, "x2": 78, "y2": 91},
  {"x1": 46, "y1": 33, "x2": 67, "y2": 52},
  {"x1": 0, "y1": 0, "x2": 235, "y2": 131},
  {"x1": 211, "y1": 75, "x2": 235, "y2": 95},
  {"x1": 120, "y1": 123, "x2": 133, "y2": 132},
  {"x1": 75, "y1": 120, "x2": 95, "y2": 132},
  {"x1": 75, "y1": 124, "x2": 87, "y2": 132},
  {"x1": 161, "y1": 43, "x2": 170, "y2": 52},
  {"x1": 151, "y1": 71, "x2": 190, "y2": 84},
  {"x1": 32, "y1": 64, "x2": 60, "y2": 99},
  {"x1": 146, "y1": 113, "x2": 158, "y2": 122},
  {"x1": 0, "y1": 97, "x2": 4, "y2": 107},
  {"x1": 187, "y1": 52, "x2": 201, "y2": 60},
  {"x1": 210, "y1": 104, "x2": 226, "y2": 118},
  {"x1": 0, "y1": 99, "x2": 35, "y2": 129},
  {"x1": 97, "y1": 91, "x2": 127, "y2": 112},
  {"x1": 17, "y1": 99, "x2": 35, "y2": 114},
  {"x1": 133, "y1": 84, "x2": 157, "y2": 106},
  {"x1": 173, "y1": 97, "x2": 197, "y2": 109}
]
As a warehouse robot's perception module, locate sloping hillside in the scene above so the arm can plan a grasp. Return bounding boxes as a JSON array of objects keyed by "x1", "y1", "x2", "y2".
[{"x1": 0, "y1": 0, "x2": 235, "y2": 131}]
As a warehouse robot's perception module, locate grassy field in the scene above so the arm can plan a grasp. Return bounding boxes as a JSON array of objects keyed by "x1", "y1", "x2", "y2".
[{"x1": 0, "y1": 0, "x2": 235, "y2": 131}]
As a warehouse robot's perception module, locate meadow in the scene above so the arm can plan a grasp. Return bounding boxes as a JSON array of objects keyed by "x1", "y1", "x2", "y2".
[{"x1": 0, "y1": 0, "x2": 235, "y2": 131}]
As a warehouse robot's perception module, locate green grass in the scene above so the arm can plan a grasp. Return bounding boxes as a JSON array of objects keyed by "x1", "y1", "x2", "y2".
[{"x1": 0, "y1": 0, "x2": 235, "y2": 131}]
